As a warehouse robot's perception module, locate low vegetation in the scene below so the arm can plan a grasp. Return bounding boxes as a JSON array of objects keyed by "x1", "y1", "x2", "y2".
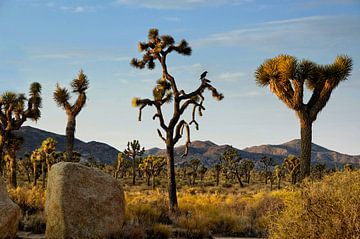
[{"x1": 6, "y1": 166, "x2": 359, "y2": 238}]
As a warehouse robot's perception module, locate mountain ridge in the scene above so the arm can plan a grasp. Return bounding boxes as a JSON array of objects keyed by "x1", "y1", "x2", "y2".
[{"x1": 14, "y1": 126, "x2": 360, "y2": 167}]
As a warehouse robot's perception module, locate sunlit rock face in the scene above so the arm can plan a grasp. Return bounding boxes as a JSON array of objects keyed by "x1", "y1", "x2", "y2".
[
  {"x1": 45, "y1": 162, "x2": 125, "y2": 239},
  {"x1": 0, "y1": 178, "x2": 21, "y2": 239}
]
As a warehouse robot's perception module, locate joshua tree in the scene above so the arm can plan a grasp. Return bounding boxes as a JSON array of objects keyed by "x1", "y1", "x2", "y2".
[
  {"x1": 114, "y1": 152, "x2": 124, "y2": 179},
  {"x1": 284, "y1": 155, "x2": 300, "y2": 184},
  {"x1": 131, "y1": 28, "x2": 223, "y2": 210},
  {"x1": 31, "y1": 148, "x2": 43, "y2": 187},
  {"x1": 212, "y1": 163, "x2": 222, "y2": 186},
  {"x1": 53, "y1": 70, "x2": 89, "y2": 161},
  {"x1": 39, "y1": 137, "x2": 57, "y2": 188},
  {"x1": 259, "y1": 156, "x2": 275, "y2": 184},
  {"x1": 273, "y1": 165, "x2": 285, "y2": 189},
  {"x1": 221, "y1": 147, "x2": 244, "y2": 188},
  {"x1": 124, "y1": 140, "x2": 145, "y2": 185},
  {"x1": 18, "y1": 153, "x2": 33, "y2": 183},
  {"x1": 3, "y1": 133, "x2": 23, "y2": 187},
  {"x1": 41, "y1": 137, "x2": 57, "y2": 172},
  {"x1": 255, "y1": 55, "x2": 352, "y2": 180},
  {"x1": 139, "y1": 155, "x2": 166, "y2": 189},
  {"x1": 199, "y1": 165, "x2": 207, "y2": 182},
  {"x1": 0, "y1": 83, "x2": 42, "y2": 178},
  {"x1": 188, "y1": 158, "x2": 201, "y2": 185},
  {"x1": 240, "y1": 159, "x2": 255, "y2": 184},
  {"x1": 312, "y1": 163, "x2": 326, "y2": 180}
]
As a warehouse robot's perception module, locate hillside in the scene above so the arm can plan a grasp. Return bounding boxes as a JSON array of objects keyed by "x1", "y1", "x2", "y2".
[
  {"x1": 16, "y1": 126, "x2": 119, "y2": 164},
  {"x1": 146, "y1": 139, "x2": 360, "y2": 167},
  {"x1": 15, "y1": 126, "x2": 360, "y2": 167}
]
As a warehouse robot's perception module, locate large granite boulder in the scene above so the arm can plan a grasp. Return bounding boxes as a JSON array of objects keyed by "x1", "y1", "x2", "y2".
[
  {"x1": 0, "y1": 178, "x2": 21, "y2": 239},
  {"x1": 45, "y1": 162, "x2": 125, "y2": 239}
]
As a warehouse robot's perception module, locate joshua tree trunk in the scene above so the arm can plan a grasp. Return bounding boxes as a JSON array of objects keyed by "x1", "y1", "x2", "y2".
[
  {"x1": 0, "y1": 136, "x2": 4, "y2": 177},
  {"x1": 46, "y1": 154, "x2": 51, "y2": 172},
  {"x1": 166, "y1": 137, "x2": 178, "y2": 211},
  {"x1": 152, "y1": 175, "x2": 156, "y2": 189},
  {"x1": 33, "y1": 162, "x2": 37, "y2": 186},
  {"x1": 277, "y1": 178, "x2": 281, "y2": 189},
  {"x1": 9, "y1": 156, "x2": 17, "y2": 187},
  {"x1": 42, "y1": 161, "x2": 46, "y2": 188},
  {"x1": 66, "y1": 115, "x2": 76, "y2": 162},
  {"x1": 235, "y1": 173, "x2": 244, "y2": 188},
  {"x1": 299, "y1": 113, "x2": 312, "y2": 180},
  {"x1": 132, "y1": 159, "x2": 136, "y2": 185},
  {"x1": 147, "y1": 175, "x2": 150, "y2": 186}
]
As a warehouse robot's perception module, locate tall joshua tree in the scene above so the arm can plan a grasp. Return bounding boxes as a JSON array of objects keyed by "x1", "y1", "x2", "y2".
[
  {"x1": 124, "y1": 140, "x2": 145, "y2": 185},
  {"x1": 0, "y1": 83, "x2": 42, "y2": 179},
  {"x1": 53, "y1": 70, "x2": 89, "y2": 161},
  {"x1": 131, "y1": 29, "x2": 223, "y2": 210},
  {"x1": 4, "y1": 133, "x2": 24, "y2": 187},
  {"x1": 40, "y1": 137, "x2": 57, "y2": 188},
  {"x1": 255, "y1": 54, "x2": 352, "y2": 180}
]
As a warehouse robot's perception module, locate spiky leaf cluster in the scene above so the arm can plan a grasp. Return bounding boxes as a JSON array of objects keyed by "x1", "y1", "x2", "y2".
[
  {"x1": 71, "y1": 70, "x2": 89, "y2": 93},
  {"x1": 153, "y1": 78, "x2": 172, "y2": 102},
  {"x1": 41, "y1": 137, "x2": 57, "y2": 155},
  {"x1": 53, "y1": 84, "x2": 70, "y2": 108},
  {"x1": 255, "y1": 54, "x2": 352, "y2": 91},
  {"x1": 131, "y1": 28, "x2": 192, "y2": 70}
]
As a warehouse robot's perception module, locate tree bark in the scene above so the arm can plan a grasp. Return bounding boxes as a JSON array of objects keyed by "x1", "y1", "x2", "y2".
[
  {"x1": 9, "y1": 156, "x2": 17, "y2": 187},
  {"x1": 66, "y1": 115, "x2": 76, "y2": 162},
  {"x1": 152, "y1": 175, "x2": 156, "y2": 189},
  {"x1": 216, "y1": 171, "x2": 220, "y2": 186},
  {"x1": 0, "y1": 136, "x2": 4, "y2": 177},
  {"x1": 299, "y1": 116, "x2": 312, "y2": 180},
  {"x1": 236, "y1": 173, "x2": 244, "y2": 188},
  {"x1": 42, "y1": 161, "x2": 46, "y2": 188},
  {"x1": 166, "y1": 137, "x2": 178, "y2": 211},
  {"x1": 132, "y1": 155, "x2": 136, "y2": 185},
  {"x1": 33, "y1": 162, "x2": 37, "y2": 186}
]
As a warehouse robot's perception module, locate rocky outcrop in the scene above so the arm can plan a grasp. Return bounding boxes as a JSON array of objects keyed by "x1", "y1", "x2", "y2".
[
  {"x1": 0, "y1": 178, "x2": 21, "y2": 239},
  {"x1": 45, "y1": 162, "x2": 125, "y2": 239}
]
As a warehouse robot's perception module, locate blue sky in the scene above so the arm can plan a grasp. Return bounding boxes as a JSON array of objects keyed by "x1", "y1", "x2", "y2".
[{"x1": 1, "y1": 0, "x2": 359, "y2": 154}]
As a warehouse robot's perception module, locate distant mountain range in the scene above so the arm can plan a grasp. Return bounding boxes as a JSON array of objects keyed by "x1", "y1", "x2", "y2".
[
  {"x1": 16, "y1": 126, "x2": 119, "y2": 164},
  {"x1": 15, "y1": 126, "x2": 360, "y2": 167},
  {"x1": 146, "y1": 140, "x2": 360, "y2": 167}
]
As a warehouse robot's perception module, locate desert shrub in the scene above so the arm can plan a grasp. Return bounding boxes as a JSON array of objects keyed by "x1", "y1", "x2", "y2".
[
  {"x1": 269, "y1": 171, "x2": 360, "y2": 239},
  {"x1": 20, "y1": 211, "x2": 46, "y2": 233},
  {"x1": 146, "y1": 224, "x2": 171, "y2": 239},
  {"x1": 7, "y1": 185, "x2": 45, "y2": 213}
]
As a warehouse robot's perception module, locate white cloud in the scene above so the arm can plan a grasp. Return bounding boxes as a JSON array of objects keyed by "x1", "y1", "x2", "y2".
[
  {"x1": 30, "y1": 48, "x2": 129, "y2": 63},
  {"x1": 59, "y1": 5, "x2": 99, "y2": 13},
  {"x1": 115, "y1": 0, "x2": 252, "y2": 9},
  {"x1": 193, "y1": 15, "x2": 360, "y2": 50},
  {"x1": 217, "y1": 71, "x2": 246, "y2": 82}
]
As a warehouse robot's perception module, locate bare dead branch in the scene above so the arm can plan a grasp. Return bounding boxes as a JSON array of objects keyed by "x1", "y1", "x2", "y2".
[{"x1": 157, "y1": 129, "x2": 166, "y2": 142}]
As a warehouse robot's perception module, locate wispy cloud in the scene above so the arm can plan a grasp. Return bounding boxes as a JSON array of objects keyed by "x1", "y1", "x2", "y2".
[
  {"x1": 59, "y1": 5, "x2": 97, "y2": 13},
  {"x1": 30, "y1": 48, "x2": 129, "y2": 63},
  {"x1": 193, "y1": 15, "x2": 360, "y2": 50},
  {"x1": 227, "y1": 90, "x2": 262, "y2": 98},
  {"x1": 163, "y1": 16, "x2": 181, "y2": 22},
  {"x1": 216, "y1": 71, "x2": 246, "y2": 82},
  {"x1": 115, "y1": 0, "x2": 252, "y2": 9}
]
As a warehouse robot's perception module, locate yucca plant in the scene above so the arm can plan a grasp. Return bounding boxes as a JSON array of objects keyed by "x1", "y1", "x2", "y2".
[
  {"x1": 0, "y1": 82, "x2": 42, "y2": 186},
  {"x1": 255, "y1": 54, "x2": 352, "y2": 180},
  {"x1": 124, "y1": 140, "x2": 145, "y2": 185},
  {"x1": 130, "y1": 29, "x2": 223, "y2": 210},
  {"x1": 53, "y1": 70, "x2": 89, "y2": 161}
]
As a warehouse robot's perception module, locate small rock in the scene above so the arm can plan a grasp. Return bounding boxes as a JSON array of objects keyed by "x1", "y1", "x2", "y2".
[
  {"x1": 0, "y1": 177, "x2": 21, "y2": 239},
  {"x1": 45, "y1": 162, "x2": 125, "y2": 239}
]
